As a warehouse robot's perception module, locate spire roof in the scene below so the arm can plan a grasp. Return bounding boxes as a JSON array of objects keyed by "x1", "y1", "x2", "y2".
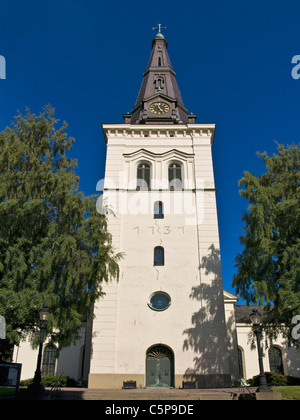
[{"x1": 125, "y1": 27, "x2": 196, "y2": 125}]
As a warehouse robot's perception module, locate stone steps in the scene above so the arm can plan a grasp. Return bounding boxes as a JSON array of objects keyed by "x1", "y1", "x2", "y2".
[{"x1": 55, "y1": 388, "x2": 235, "y2": 401}]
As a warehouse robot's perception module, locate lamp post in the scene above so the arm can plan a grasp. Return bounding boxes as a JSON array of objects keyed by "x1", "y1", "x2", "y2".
[
  {"x1": 249, "y1": 309, "x2": 272, "y2": 393},
  {"x1": 28, "y1": 304, "x2": 51, "y2": 399}
]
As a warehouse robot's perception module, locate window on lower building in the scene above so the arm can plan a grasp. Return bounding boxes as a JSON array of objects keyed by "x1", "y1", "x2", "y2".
[
  {"x1": 42, "y1": 344, "x2": 57, "y2": 377},
  {"x1": 269, "y1": 346, "x2": 284, "y2": 375},
  {"x1": 237, "y1": 347, "x2": 245, "y2": 379}
]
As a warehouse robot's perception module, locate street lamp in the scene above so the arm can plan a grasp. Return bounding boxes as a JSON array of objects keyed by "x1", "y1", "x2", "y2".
[
  {"x1": 249, "y1": 309, "x2": 272, "y2": 393},
  {"x1": 28, "y1": 304, "x2": 51, "y2": 399},
  {"x1": 39, "y1": 305, "x2": 51, "y2": 322}
]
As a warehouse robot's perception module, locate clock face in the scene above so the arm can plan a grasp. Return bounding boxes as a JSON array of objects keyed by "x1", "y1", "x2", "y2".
[{"x1": 149, "y1": 102, "x2": 170, "y2": 115}]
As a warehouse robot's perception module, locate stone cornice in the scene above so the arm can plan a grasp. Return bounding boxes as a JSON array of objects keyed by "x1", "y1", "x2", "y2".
[{"x1": 102, "y1": 123, "x2": 216, "y2": 144}]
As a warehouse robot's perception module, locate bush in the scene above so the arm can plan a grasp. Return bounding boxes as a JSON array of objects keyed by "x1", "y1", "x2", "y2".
[
  {"x1": 20, "y1": 375, "x2": 78, "y2": 388},
  {"x1": 286, "y1": 376, "x2": 300, "y2": 386},
  {"x1": 248, "y1": 372, "x2": 288, "y2": 387}
]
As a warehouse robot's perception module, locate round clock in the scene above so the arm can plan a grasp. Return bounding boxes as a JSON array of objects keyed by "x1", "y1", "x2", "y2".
[{"x1": 149, "y1": 102, "x2": 170, "y2": 115}]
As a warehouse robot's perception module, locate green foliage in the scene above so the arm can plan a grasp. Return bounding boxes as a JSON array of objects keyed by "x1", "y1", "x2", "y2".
[
  {"x1": 20, "y1": 375, "x2": 77, "y2": 388},
  {"x1": 286, "y1": 376, "x2": 300, "y2": 386},
  {"x1": 248, "y1": 372, "x2": 300, "y2": 387},
  {"x1": 247, "y1": 372, "x2": 288, "y2": 387},
  {"x1": 233, "y1": 143, "x2": 300, "y2": 340},
  {"x1": 0, "y1": 106, "x2": 122, "y2": 358},
  {"x1": 0, "y1": 387, "x2": 16, "y2": 397}
]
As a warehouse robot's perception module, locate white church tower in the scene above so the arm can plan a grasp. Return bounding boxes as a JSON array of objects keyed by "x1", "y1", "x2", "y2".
[{"x1": 89, "y1": 27, "x2": 236, "y2": 389}]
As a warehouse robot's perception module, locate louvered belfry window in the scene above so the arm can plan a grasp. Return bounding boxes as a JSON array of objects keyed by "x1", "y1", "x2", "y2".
[
  {"x1": 168, "y1": 163, "x2": 182, "y2": 190},
  {"x1": 137, "y1": 163, "x2": 150, "y2": 190}
]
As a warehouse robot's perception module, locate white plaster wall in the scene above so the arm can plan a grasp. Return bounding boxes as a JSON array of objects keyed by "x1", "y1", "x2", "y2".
[
  {"x1": 13, "y1": 338, "x2": 38, "y2": 381},
  {"x1": 13, "y1": 327, "x2": 86, "y2": 381},
  {"x1": 236, "y1": 325, "x2": 300, "y2": 380},
  {"x1": 90, "y1": 124, "x2": 232, "y2": 381}
]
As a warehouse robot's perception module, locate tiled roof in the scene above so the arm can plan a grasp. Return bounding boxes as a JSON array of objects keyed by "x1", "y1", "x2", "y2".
[{"x1": 235, "y1": 305, "x2": 273, "y2": 324}]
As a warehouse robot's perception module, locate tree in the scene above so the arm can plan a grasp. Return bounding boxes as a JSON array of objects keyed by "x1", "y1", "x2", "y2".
[
  {"x1": 232, "y1": 143, "x2": 300, "y2": 341},
  {"x1": 0, "y1": 106, "x2": 121, "y2": 360}
]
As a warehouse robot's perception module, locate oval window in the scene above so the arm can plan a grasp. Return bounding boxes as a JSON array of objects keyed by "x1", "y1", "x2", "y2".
[{"x1": 148, "y1": 292, "x2": 171, "y2": 311}]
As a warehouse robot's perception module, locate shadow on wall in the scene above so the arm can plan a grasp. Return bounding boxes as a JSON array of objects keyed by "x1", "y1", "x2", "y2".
[{"x1": 182, "y1": 244, "x2": 238, "y2": 388}]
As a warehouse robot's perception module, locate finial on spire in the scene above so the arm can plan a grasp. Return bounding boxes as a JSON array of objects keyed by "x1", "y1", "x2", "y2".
[{"x1": 153, "y1": 23, "x2": 166, "y2": 39}]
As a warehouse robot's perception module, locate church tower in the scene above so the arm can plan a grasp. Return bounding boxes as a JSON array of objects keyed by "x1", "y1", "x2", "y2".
[{"x1": 89, "y1": 27, "x2": 236, "y2": 388}]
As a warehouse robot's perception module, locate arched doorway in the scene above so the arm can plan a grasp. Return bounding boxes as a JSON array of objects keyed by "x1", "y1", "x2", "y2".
[{"x1": 146, "y1": 345, "x2": 174, "y2": 388}]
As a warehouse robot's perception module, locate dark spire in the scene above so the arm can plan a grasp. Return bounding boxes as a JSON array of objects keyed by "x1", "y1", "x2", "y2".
[{"x1": 124, "y1": 27, "x2": 196, "y2": 125}]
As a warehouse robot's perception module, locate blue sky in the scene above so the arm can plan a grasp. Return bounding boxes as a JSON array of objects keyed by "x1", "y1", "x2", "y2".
[{"x1": 1, "y1": 0, "x2": 300, "y2": 297}]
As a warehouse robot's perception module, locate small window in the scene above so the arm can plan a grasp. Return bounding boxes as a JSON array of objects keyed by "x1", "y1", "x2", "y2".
[
  {"x1": 169, "y1": 163, "x2": 182, "y2": 190},
  {"x1": 148, "y1": 292, "x2": 171, "y2": 311},
  {"x1": 137, "y1": 163, "x2": 151, "y2": 190},
  {"x1": 158, "y1": 57, "x2": 162, "y2": 67},
  {"x1": 154, "y1": 201, "x2": 164, "y2": 219},
  {"x1": 154, "y1": 246, "x2": 164, "y2": 266}
]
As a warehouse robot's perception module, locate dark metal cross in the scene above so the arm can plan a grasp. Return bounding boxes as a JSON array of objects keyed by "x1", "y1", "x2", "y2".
[{"x1": 153, "y1": 24, "x2": 166, "y2": 34}]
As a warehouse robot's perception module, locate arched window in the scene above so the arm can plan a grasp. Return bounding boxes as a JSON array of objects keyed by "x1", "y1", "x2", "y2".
[
  {"x1": 42, "y1": 344, "x2": 57, "y2": 377},
  {"x1": 137, "y1": 163, "x2": 151, "y2": 190},
  {"x1": 237, "y1": 347, "x2": 245, "y2": 379},
  {"x1": 269, "y1": 347, "x2": 284, "y2": 375},
  {"x1": 168, "y1": 163, "x2": 182, "y2": 190},
  {"x1": 154, "y1": 246, "x2": 164, "y2": 266},
  {"x1": 154, "y1": 201, "x2": 164, "y2": 219},
  {"x1": 155, "y1": 76, "x2": 164, "y2": 91}
]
